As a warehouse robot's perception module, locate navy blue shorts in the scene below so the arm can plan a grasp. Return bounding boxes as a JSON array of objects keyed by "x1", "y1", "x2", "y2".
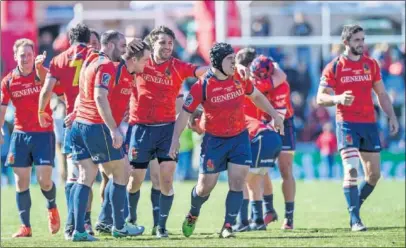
[
  {"x1": 62, "y1": 127, "x2": 73, "y2": 155},
  {"x1": 336, "y1": 121, "x2": 381, "y2": 152},
  {"x1": 251, "y1": 129, "x2": 282, "y2": 168},
  {"x1": 128, "y1": 123, "x2": 174, "y2": 165},
  {"x1": 280, "y1": 117, "x2": 296, "y2": 151},
  {"x1": 70, "y1": 121, "x2": 125, "y2": 164},
  {"x1": 6, "y1": 131, "x2": 55, "y2": 167},
  {"x1": 200, "y1": 130, "x2": 252, "y2": 174}
]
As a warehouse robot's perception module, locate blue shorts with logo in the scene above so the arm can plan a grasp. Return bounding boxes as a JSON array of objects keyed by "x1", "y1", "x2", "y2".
[
  {"x1": 200, "y1": 130, "x2": 252, "y2": 174},
  {"x1": 71, "y1": 121, "x2": 125, "y2": 164},
  {"x1": 62, "y1": 127, "x2": 73, "y2": 155},
  {"x1": 336, "y1": 121, "x2": 381, "y2": 152},
  {"x1": 128, "y1": 123, "x2": 174, "y2": 166},
  {"x1": 125, "y1": 125, "x2": 157, "y2": 160},
  {"x1": 6, "y1": 131, "x2": 55, "y2": 167},
  {"x1": 251, "y1": 129, "x2": 282, "y2": 168}
]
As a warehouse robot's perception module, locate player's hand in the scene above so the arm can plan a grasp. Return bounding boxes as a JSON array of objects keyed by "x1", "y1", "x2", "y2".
[
  {"x1": 64, "y1": 111, "x2": 76, "y2": 128},
  {"x1": 273, "y1": 115, "x2": 285, "y2": 136},
  {"x1": 35, "y1": 51, "x2": 47, "y2": 68},
  {"x1": 110, "y1": 128, "x2": 123, "y2": 149},
  {"x1": 130, "y1": 38, "x2": 145, "y2": 51},
  {"x1": 388, "y1": 115, "x2": 399, "y2": 136},
  {"x1": 189, "y1": 118, "x2": 204, "y2": 135},
  {"x1": 168, "y1": 138, "x2": 180, "y2": 160},
  {"x1": 38, "y1": 111, "x2": 53, "y2": 128},
  {"x1": 122, "y1": 109, "x2": 129, "y2": 123},
  {"x1": 338, "y1": 91, "x2": 355, "y2": 106},
  {"x1": 236, "y1": 64, "x2": 250, "y2": 80}
]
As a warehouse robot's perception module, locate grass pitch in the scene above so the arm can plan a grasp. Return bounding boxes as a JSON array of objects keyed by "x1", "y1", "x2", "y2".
[{"x1": 1, "y1": 180, "x2": 405, "y2": 247}]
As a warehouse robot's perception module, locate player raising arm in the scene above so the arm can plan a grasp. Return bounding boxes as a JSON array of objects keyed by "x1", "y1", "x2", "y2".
[
  {"x1": 169, "y1": 42, "x2": 284, "y2": 239},
  {"x1": 0, "y1": 39, "x2": 60, "y2": 238},
  {"x1": 317, "y1": 24, "x2": 398, "y2": 231}
]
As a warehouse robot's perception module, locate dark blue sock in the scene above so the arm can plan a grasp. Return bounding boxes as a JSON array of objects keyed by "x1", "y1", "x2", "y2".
[
  {"x1": 73, "y1": 184, "x2": 90, "y2": 233},
  {"x1": 127, "y1": 190, "x2": 140, "y2": 223},
  {"x1": 158, "y1": 193, "x2": 174, "y2": 229},
  {"x1": 359, "y1": 181, "x2": 375, "y2": 207},
  {"x1": 237, "y1": 199, "x2": 249, "y2": 225},
  {"x1": 263, "y1": 194, "x2": 274, "y2": 214},
  {"x1": 98, "y1": 180, "x2": 113, "y2": 225},
  {"x1": 110, "y1": 182, "x2": 126, "y2": 230},
  {"x1": 285, "y1": 202, "x2": 295, "y2": 220},
  {"x1": 151, "y1": 188, "x2": 161, "y2": 227},
  {"x1": 123, "y1": 193, "x2": 129, "y2": 221},
  {"x1": 224, "y1": 190, "x2": 243, "y2": 226},
  {"x1": 41, "y1": 182, "x2": 57, "y2": 209},
  {"x1": 343, "y1": 186, "x2": 360, "y2": 225},
  {"x1": 189, "y1": 186, "x2": 209, "y2": 217},
  {"x1": 66, "y1": 183, "x2": 77, "y2": 227},
  {"x1": 251, "y1": 200, "x2": 264, "y2": 224},
  {"x1": 16, "y1": 189, "x2": 31, "y2": 227},
  {"x1": 64, "y1": 183, "x2": 74, "y2": 208},
  {"x1": 85, "y1": 211, "x2": 91, "y2": 225}
]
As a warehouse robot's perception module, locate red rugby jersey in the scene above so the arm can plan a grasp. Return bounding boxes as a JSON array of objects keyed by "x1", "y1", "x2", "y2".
[
  {"x1": 320, "y1": 55, "x2": 381, "y2": 123},
  {"x1": 183, "y1": 70, "x2": 254, "y2": 137}
]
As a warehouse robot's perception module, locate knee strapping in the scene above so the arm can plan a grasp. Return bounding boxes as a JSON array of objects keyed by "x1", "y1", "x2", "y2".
[
  {"x1": 341, "y1": 148, "x2": 360, "y2": 186},
  {"x1": 66, "y1": 157, "x2": 79, "y2": 183}
]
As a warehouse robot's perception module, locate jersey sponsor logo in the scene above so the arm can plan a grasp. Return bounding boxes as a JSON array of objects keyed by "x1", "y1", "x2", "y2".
[
  {"x1": 184, "y1": 94, "x2": 193, "y2": 107},
  {"x1": 276, "y1": 94, "x2": 286, "y2": 100},
  {"x1": 141, "y1": 73, "x2": 172, "y2": 86},
  {"x1": 11, "y1": 85, "x2": 41, "y2": 98},
  {"x1": 207, "y1": 159, "x2": 215, "y2": 171},
  {"x1": 101, "y1": 73, "x2": 111, "y2": 87},
  {"x1": 120, "y1": 88, "x2": 132, "y2": 95},
  {"x1": 342, "y1": 67, "x2": 352, "y2": 72},
  {"x1": 340, "y1": 74, "x2": 372, "y2": 83},
  {"x1": 210, "y1": 89, "x2": 244, "y2": 103},
  {"x1": 212, "y1": 87, "x2": 223, "y2": 92},
  {"x1": 353, "y1": 69, "x2": 362, "y2": 75},
  {"x1": 345, "y1": 134, "x2": 353, "y2": 145},
  {"x1": 363, "y1": 63, "x2": 370, "y2": 74}
]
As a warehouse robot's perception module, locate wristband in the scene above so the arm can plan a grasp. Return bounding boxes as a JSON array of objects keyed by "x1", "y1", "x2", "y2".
[
  {"x1": 38, "y1": 110, "x2": 45, "y2": 114},
  {"x1": 332, "y1": 96, "x2": 340, "y2": 105}
]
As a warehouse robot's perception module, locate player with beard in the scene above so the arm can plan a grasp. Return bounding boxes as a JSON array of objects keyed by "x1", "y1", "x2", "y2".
[
  {"x1": 126, "y1": 26, "x2": 249, "y2": 238},
  {"x1": 317, "y1": 24, "x2": 399, "y2": 231},
  {"x1": 69, "y1": 31, "x2": 145, "y2": 241}
]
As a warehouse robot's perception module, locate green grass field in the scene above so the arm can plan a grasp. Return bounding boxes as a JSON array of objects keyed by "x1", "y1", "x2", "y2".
[{"x1": 1, "y1": 180, "x2": 405, "y2": 247}]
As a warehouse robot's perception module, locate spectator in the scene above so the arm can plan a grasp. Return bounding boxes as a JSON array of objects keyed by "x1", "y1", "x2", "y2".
[
  {"x1": 301, "y1": 97, "x2": 331, "y2": 141},
  {"x1": 296, "y1": 61, "x2": 312, "y2": 102},
  {"x1": 290, "y1": 12, "x2": 313, "y2": 65},
  {"x1": 316, "y1": 122, "x2": 337, "y2": 179}
]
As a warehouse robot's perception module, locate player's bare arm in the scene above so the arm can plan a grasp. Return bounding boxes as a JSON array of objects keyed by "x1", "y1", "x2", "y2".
[
  {"x1": 169, "y1": 109, "x2": 192, "y2": 159},
  {"x1": 271, "y1": 63, "x2": 287, "y2": 88},
  {"x1": 316, "y1": 86, "x2": 354, "y2": 107},
  {"x1": 94, "y1": 87, "x2": 122, "y2": 149},
  {"x1": 247, "y1": 87, "x2": 284, "y2": 135},
  {"x1": 175, "y1": 96, "x2": 184, "y2": 115},
  {"x1": 373, "y1": 80, "x2": 399, "y2": 135}
]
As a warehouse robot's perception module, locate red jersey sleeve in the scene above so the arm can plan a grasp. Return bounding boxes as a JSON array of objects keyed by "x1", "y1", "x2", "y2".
[
  {"x1": 252, "y1": 78, "x2": 272, "y2": 94},
  {"x1": 175, "y1": 59, "x2": 198, "y2": 79},
  {"x1": 183, "y1": 81, "x2": 203, "y2": 113},
  {"x1": 372, "y1": 58, "x2": 382, "y2": 83},
  {"x1": 244, "y1": 78, "x2": 254, "y2": 95},
  {"x1": 320, "y1": 62, "x2": 336, "y2": 89},
  {"x1": 94, "y1": 64, "x2": 115, "y2": 91},
  {"x1": 1, "y1": 76, "x2": 11, "y2": 105},
  {"x1": 48, "y1": 57, "x2": 61, "y2": 80}
]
